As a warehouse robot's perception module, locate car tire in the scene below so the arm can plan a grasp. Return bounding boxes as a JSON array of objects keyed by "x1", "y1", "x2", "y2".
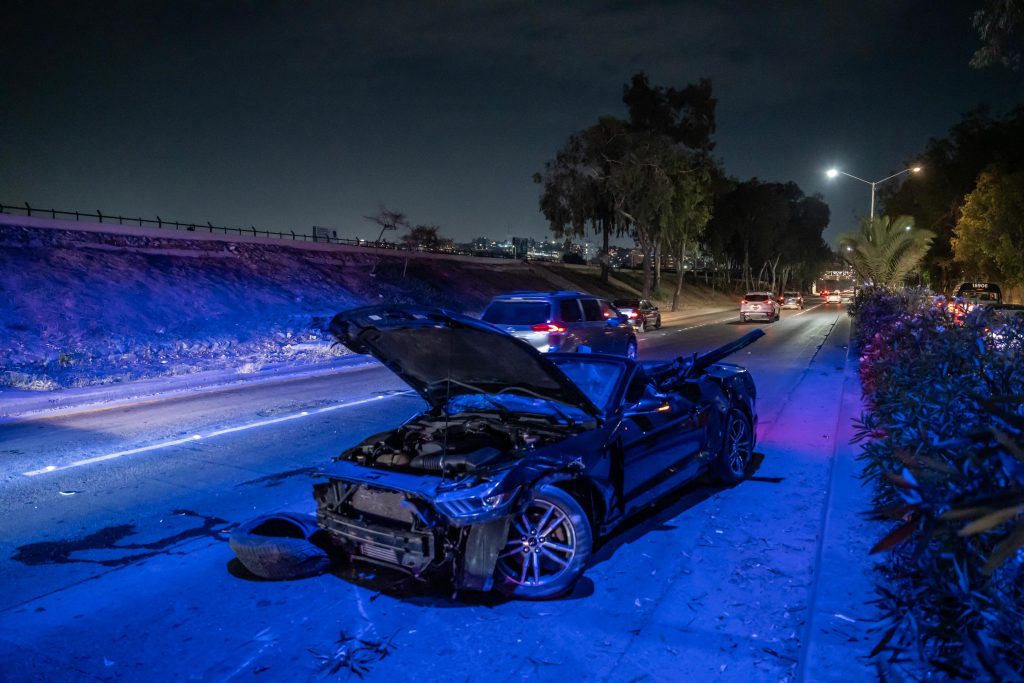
[
  {"x1": 229, "y1": 512, "x2": 333, "y2": 580},
  {"x1": 494, "y1": 485, "x2": 592, "y2": 600},
  {"x1": 740, "y1": 314, "x2": 746, "y2": 323},
  {"x1": 711, "y1": 408, "x2": 753, "y2": 485},
  {"x1": 655, "y1": 315, "x2": 662, "y2": 329},
  {"x1": 638, "y1": 319, "x2": 646, "y2": 333}
]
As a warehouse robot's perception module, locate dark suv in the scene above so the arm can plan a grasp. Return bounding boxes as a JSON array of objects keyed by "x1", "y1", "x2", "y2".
[
  {"x1": 612, "y1": 298, "x2": 662, "y2": 332},
  {"x1": 481, "y1": 291, "x2": 637, "y2": 358}
]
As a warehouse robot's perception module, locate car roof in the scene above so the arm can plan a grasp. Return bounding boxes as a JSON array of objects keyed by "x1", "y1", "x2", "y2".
[{"x1": 489, "y1": 291, "x2": 590, "y2": 301}]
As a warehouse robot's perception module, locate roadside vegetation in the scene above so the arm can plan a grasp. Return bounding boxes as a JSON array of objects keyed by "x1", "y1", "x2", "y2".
[{"x1": 850, "y1": 288, "x2": 1024, "y2": 680}]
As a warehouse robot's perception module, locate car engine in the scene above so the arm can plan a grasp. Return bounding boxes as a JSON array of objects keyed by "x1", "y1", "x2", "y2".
[{"x1": 341, "y1": 414, "x2": 571, "y2": 474}]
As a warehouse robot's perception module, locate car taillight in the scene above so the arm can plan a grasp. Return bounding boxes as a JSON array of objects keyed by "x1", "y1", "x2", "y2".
[
  {"x1": 740, "y1": 300, "x2": 747, "y2": 305},
  {"x1": 531, "y1": 323, "x2": 566, "y2": 333},
  {"x1": 628, "y1": 311, "x2": 638, "y2": 318}
]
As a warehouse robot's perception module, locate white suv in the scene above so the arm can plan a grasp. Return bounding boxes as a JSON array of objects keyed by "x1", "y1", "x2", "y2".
[{"x1": 740, "y1": 292, "x2": 780, "y2": 323}]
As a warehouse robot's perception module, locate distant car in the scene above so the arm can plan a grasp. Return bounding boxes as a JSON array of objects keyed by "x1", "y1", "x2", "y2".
[
  {"x1": 951, "y1": 283, "x2": 1021, "y2": 326},
  {"x1": 481, "y1": 291, "x2": 637, "y2": 358},
  {"x1": 740, "y1": 292, "x2": 780, "y2": 323},
  {"x1": 315, "y1": 305, "x2": 762, "y2": 598},
  {"x1": 824, "y1": 291, "x2": 842, "y2": 304},
  {"x1": 956, "y1": 282, "x2": 1002, "y2": 306},
  {"x1": 779, "y1": 291, "x2": 803, "y2": 310},
  {"x1": 612, "y1": 298, "x2": 662, "y2": 332}
]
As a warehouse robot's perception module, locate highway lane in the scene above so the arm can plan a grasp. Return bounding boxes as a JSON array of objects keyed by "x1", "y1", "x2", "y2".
[{"x1": 0, "y1": 300, "x2": 854, "y2": 681}]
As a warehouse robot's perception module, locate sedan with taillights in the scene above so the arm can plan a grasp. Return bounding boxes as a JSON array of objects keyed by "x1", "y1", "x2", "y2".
[{"x1": 779, "y1": 291, "x2": 804, "y2": 309}]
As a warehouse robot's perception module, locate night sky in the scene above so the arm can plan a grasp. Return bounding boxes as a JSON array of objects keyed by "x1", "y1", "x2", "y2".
[{"x1": 3, "y1": 1, "x2": 1022, "y2": 246}]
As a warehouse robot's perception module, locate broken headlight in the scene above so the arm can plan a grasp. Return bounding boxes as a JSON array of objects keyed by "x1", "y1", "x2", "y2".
[{"x1": 434, "y1": 482, "x2": 521, "y2": 521}]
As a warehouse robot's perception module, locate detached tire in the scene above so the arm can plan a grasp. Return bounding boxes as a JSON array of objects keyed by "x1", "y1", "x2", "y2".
[
  {"x1": 495, "y1": 486, "x2": 592, "y2": 600},
  {"x1": 712, "y1": 408, "x2": 753, "y2": 485},
  {"x1": 229, "y1": 512, "x2": 333, "y2": 580}
]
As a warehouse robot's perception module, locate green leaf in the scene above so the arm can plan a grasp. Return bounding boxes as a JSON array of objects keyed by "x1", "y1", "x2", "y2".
[
  {"x1": 869, "y1": 623, "x2": 900, "y2": 658},
  {"x1": 990, "y1": 426, "x2": 1024, "y2": 463},
  {"x1": 958, "y1": 506, "x2": 1023, "y2": 536},
  {"x1": 883, "y1": 471, "x2": 916, "y2": 490},
  {"x1": 983, "y1": 523, "x2": 1024, "y2": 576},
  {"x1": 940, "y1": 506, "x2": 994, "y2": 521}
]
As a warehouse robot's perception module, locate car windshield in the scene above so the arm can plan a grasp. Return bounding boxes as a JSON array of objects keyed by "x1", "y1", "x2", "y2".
[
  {"x1": 445, "y1": 393, "x2": 590, "y2": 423},
  {"x1": 745, "y1": 294, "x2": 770, "y2": 302},
  {"x1": 481, "y1": 301, "x2": 551, "y2": 325},
  {"x1": 612, "y1": 298, "x2": 639, "y2": 309},
  {"x1": 550, "y1": 357, "x2": 626, "y2": 410}
]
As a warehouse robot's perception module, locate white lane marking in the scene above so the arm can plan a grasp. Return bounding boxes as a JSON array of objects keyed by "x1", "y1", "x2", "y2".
[
  {"x1": 651, "y1": 303, "x2": 826, "y2": 337},
  {"x1": 22, "y1": 394, "x2": 408, "y2": 477}
]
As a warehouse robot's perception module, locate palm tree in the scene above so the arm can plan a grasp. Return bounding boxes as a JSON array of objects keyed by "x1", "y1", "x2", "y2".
[{"x1": 838, "y1": 215, "x2": 935, "y2": 288}]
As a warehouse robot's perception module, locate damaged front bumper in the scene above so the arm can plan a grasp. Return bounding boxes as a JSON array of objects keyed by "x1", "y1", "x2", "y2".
[{"x1": 313, "y1": 460, "x2": 517, "y2": 591}]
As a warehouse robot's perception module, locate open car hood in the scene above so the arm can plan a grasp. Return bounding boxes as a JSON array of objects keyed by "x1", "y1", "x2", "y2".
[{"x1": 329, "y1": 305, "x2": 601, "y2": 417}]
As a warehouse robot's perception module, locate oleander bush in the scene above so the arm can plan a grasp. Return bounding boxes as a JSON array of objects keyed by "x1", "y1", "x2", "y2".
[{"x1": 851, "y1": 287, "x2": 1024, "y2": 681}]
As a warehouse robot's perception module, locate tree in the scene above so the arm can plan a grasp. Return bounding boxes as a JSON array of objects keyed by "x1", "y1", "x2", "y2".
[
  {"x1": 708, "y1": 179, "x2": 792, "y2": 291},
  {"x1": 536, "y1": 73, "x2": 719, "y2": 289},
  {"x1": 952, "y1": 167, "x2": 1024, "y2": 286},
  {"x1": 838, "y1": 216, "x2": 935, "y2": 289},
  {"x1": 971, "y1": 0, "x2": 1024, "y2": 70},
  {"x1": 608, "y1": 132, "x2": 678, "y2": 297},
  {"x1": 663, "y1": 154, "x2": 715, "y2": 310},
  {"x1": 402, "y1": 224, "x2": 451, "y2": 251},
  {"x1": 534, "y1": 117, "x2": 629, "y2": 282},
  {"x1": 783, "y1": 195, "x2": 832, "y2": 291},
  {"x1": 363, "y1": 205, "x2": 409, "y2": 244},
  {"x1": 623, "y1": 72, "x2": 717, "y2": 151}
]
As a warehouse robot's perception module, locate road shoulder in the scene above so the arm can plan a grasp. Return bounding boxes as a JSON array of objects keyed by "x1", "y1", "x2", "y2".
[{"x1": 798, "y1": 328, "x2": 882, "y2": 681}]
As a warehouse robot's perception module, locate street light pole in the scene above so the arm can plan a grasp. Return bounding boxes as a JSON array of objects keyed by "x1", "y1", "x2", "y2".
[{"x1": 826, "y1": 166, "x2": 921, "y2": 219}]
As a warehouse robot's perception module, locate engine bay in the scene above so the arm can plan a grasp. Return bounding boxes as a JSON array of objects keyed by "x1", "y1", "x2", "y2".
[{"x1": 341, "y1": 413, "x2": 573, "y2": 474}]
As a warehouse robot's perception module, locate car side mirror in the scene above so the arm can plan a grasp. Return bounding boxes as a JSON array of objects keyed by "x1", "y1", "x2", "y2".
[{"x1": 625, "y1": 397, "x2": 669, "y2": 417}]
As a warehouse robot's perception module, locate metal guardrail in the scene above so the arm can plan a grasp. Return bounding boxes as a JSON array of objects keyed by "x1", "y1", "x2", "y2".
[{"x1": 0, "y1": 201, "x2": 514, "y2": 259}]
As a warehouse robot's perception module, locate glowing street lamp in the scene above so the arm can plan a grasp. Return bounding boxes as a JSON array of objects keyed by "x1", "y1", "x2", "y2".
[{"x1": 825, "y1": 165, "x2": 922, "y2": 219}]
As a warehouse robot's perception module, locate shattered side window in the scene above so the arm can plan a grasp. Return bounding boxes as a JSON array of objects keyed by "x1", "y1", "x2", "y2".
[{"x1": 552, "y1": 359, "x2": 625, "y2": 410}]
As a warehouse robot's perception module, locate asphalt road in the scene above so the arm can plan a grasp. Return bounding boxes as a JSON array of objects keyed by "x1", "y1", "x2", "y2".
[{"x1": 0, "y1": 301, "x2": 858, "y2": 682}]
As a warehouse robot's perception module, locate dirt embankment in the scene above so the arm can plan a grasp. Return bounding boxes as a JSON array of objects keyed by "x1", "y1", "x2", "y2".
[{"x1": 0, "y1": 223, "x2": 733, "y2": 389}]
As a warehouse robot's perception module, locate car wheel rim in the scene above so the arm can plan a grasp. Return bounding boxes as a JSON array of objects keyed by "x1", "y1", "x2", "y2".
[
  {"x1": 496, "y1": 499, "x2": 576, "y2": 588},
  {"x1": 726, "y1": 413, "x2": 750, "y2": 475}
]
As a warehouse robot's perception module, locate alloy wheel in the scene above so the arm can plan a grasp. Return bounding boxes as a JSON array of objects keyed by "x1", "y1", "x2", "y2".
[
  {"x1": 725, "y1": 411, "x2": 751, "y2": 476},
  {"x1": 496, "y1": 499, "x2": 577, "y2": 589}
]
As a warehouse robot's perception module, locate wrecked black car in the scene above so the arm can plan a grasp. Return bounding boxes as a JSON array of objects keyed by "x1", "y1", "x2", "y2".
[{"x1": 313, "y1": 305, "x2": 761, "y2": 599}]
